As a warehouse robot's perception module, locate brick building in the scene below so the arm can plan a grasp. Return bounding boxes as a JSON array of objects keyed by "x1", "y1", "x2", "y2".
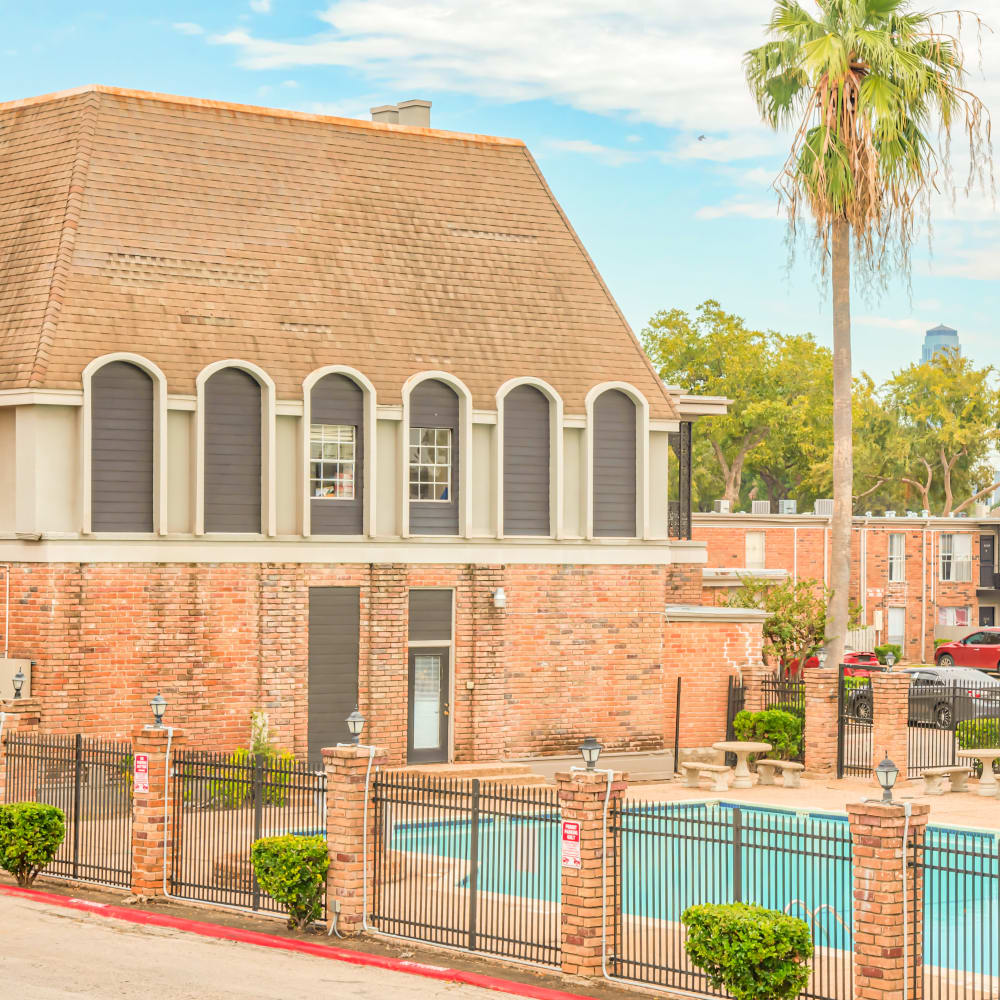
[
  {"x1": 0, "y1": 86, "x2": 756, "y2": 764},
  {"x1": 695, "y1": 510, "x2": 1000, "y2": 664}
]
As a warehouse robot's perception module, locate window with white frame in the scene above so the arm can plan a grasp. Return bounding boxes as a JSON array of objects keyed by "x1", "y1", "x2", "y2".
[
  {"x1": 888, "y1": 533, "x2": 905, "y2": 583},
  {"x1": 938, "y1": 606, "x2": 972, "y2": 628},
  {"x1": 310, "y1": 424, "x2": 356, "y2": 499},
  {"x1": 745, "y1": 531, "x2": 765, "y2": 569},
  {"x1": 940, "y1": 533, "x2": 972, "y2": 582},
  {"x1": 887, "y1": 606, "x2": 906, "y2": 647},
  {"x1": 409, "y1": 427, "x2": 451, "y2": 501}
]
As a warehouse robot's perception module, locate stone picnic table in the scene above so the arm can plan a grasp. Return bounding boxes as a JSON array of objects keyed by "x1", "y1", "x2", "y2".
[
  {"x1": 712, "y1": 741, "x2": 772, "y2": 789},
  {"x1": 956, "y1": 749, "x2": 1000, "y2": 797}
]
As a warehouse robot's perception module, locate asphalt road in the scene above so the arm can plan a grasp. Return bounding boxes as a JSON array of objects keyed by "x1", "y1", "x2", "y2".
[{"x1": 0, "y1": 894, "x2": 513, "y2": 1000}]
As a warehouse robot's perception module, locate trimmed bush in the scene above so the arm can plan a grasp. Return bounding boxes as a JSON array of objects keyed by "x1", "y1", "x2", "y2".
[
  {"x1": 957, "y1": 719, "x2": 1000, "y2": 776},
  {"x1": 682, "y1": 902, "x2": 812, "y2": 1000},
  {"x1": 732, "y1": 709, "x2": 802, "y2": 761},
  {"x1": 934, "y1": 638, "x2": 950, "y2": 650},
  {"x1": 874, "y1": 643, "x2": 902, "y2": 665},
  {"x1": 251, "y1": 835, "x2": 329, "y2": 930},
  {"x1": 0, "y1": 802, "x2": 66, "y2": 886}
]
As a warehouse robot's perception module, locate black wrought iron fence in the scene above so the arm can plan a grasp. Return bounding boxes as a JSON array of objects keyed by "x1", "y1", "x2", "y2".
[
  {"x1": 3, "y1": 732, "x2": 133, "y2": 888},
  {"x1": 610, "y1": 801, "x2": 853, "y2": 1000},
  {"x1": 837, "y1": 667, "x2": 873, "y2": 777},
  {"x1": 723, "y1": 676, "x2": 746, "y2": 766},
  {"x1": 169, "y1": 750, "x2": 327, "y2": 916},
  {"x1": 762, "y1": 676, "x2": 806, "y2": 762},
  {"x1": 371, "y1": 771, "x2": 561, "y2": 967},
  {"x1": 908, "y1": 680, "x2": 1000, "y2": 779}
]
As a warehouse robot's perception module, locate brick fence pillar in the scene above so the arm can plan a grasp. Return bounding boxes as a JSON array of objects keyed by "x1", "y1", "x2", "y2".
[
  {"x1": 131, "y1": 725, "x2": 185, "y2": 897},
  {"x1": 848, "y1": 800, "x2": 929, "y2": 1000},
  {"x1": 743, "y1": 660, "x2": 775, "y2": 714},
  {"x1": 324, "y1": 743, "x2": 387, "y2": 935},
  {"x1": 804, "y1": 668, "x2": 839, "y2": 777},
  {"x1": 556, "y1": 768, "x2": 628, "y2": 978},
  {"x1": 872, "y1": 672, "x2": 911, "y2": 781},
  {"x1": 0, "y1": 698, "x2": 42, "y2": 803}
]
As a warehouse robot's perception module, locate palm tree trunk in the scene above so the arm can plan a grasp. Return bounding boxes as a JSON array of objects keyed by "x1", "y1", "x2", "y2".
[{"x1": 827, "y1": 219, "x2": 853, "y2": 667}]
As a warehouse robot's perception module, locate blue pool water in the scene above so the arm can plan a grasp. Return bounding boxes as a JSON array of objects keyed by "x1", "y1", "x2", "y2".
[{"x1": 388, "y1": 801, "x2": 1000, "y2": 975}]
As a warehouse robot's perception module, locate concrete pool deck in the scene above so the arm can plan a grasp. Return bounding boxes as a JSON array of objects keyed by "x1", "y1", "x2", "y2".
[{"x1": 625, "y1": 773, "x2": 1000, "y2": 829}]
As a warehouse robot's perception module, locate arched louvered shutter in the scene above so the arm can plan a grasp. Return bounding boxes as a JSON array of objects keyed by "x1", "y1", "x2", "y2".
[
  {"x1": 503, "y1": 384, "x2": 550, "y2": 536},
  {"x1": 91, "y1": 361, "x2": 154, "y2": 532},
  {"x1": 204, "y1": 368, "x2": 262, "y2": 533},
  {"x1": 593, "y1": 389, "x2": 637, "y2": 537}
]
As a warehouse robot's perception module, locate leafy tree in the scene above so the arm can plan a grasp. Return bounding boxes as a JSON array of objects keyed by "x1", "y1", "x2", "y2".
[{"x1": 745, "y1": 0, "x2": 990, "y2": 665}]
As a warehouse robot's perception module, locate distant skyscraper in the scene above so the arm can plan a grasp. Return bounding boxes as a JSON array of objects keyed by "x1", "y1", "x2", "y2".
[{"x1": 921, "y1": 323, "x2": 960, "y2": 363}]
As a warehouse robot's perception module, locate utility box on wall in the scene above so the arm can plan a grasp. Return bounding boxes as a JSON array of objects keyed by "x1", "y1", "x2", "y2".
[{"x1": 0, "y1": 659, "x2": 31, "y2": 701}]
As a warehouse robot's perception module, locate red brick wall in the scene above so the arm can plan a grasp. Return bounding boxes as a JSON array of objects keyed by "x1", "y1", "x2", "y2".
[{"x1": 1, "y1": 559, "x2": 744, "y2": 763}]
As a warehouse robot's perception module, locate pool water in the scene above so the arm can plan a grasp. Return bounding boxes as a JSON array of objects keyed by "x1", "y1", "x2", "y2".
[{"x1": 388, "y1": 801, "x2": 1000, "y2": 975}]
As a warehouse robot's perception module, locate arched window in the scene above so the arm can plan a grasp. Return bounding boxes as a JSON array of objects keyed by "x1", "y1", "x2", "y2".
[
  {"x1": 309, "y1": 373, "x2": 364, "y2": 535},
  {"x1": 204, "y1": 367, "x2": 263, "y2": 533},
  {"x1": 502, "y1": 384, "x2": 550, "y2": 536},
  {"x1": 91, "y1": 361, "x2": 154, "y2": 532},
  {"x1": 408, "y1": 379, "x2": 459, "y2": 536},
  {"x1": 593, "y1": 389, "x2": 637, "y2": 537}
]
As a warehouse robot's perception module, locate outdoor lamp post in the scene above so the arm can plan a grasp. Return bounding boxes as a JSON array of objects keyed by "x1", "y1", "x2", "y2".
[
  {"x1": 150, "y1": 692, "x2": 166, "y2": 728},
  {"x1": 817, "y1": 647, "x2": 828, "y2": 669},
  {"x1": 885, "y1": 652, "x2": 897, "y2": 668},
  {"x1": 875, "y1": 753, "x2": 899, "y2": 803},
  {"x1": 11, "y1": 669, "x2": 24, "y2": 700},
  {"x1": 579, "y1": 737, "x2": 602, "y2": 771},
  {"x1": 346, "y1": 708, "x2": 365, "y2": 745}
]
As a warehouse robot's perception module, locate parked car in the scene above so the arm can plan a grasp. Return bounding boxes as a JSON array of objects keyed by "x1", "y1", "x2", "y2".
[
  {"x1": 848, "y1": 666, "x2": 1000, "y2": 729},
  {"x1": 934, "y1": 628, "x2": 1000, "y2": 670},
  {"x1": 786, "y1": 650, "x2": 884, "y2": 676}
]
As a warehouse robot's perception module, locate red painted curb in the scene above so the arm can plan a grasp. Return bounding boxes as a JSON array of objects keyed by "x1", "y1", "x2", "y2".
[{"x1": 0, "y1": 884, "x2": 598, "y2": 1000}]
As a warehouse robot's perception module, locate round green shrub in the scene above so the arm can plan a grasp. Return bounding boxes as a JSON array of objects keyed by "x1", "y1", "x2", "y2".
[
  {"x1": 250, "y1": 834, "x2": 329, "y2": 930},
  {"x1": 0, "y1": 802, "x2": 66, "y2": 886},
  {"x1": 682, "y1": 902, "x2": 812, "y2": 1000}
]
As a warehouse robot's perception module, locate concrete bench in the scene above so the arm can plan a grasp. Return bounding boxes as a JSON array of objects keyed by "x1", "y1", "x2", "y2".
[
  {"x1": 755, "y1": 759, "x2": 805, "y2": 788},
  {"x1": 922, "y1": 766, "x2": 970, "y2": 796},
  {"x1": 680, "y1": 761, "x2": 732, "y2": 792}
]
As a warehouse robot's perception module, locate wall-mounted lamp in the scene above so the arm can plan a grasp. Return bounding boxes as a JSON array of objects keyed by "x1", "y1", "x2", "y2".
[
  {"x1": 493, "y1": 587, "x2": 507, "y2": 611},
  {"x1": 11, "y1": 669, "x2": 24, "y2": 700}
]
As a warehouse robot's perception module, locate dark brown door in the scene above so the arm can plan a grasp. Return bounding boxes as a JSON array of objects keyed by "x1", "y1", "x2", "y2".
[
  {"x1": 407, "y1": 647, "x2": 449, "y2": 764},
  {"x1": 980, "y1": 534, "x2": 996, "y2": 588},
  {"x1": 980, "y1": 606, "x2": 996, "y2": 627}
]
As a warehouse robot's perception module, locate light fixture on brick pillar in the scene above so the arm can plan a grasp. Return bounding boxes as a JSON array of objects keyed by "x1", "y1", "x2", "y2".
[
  {"x1": 816, "y1": 647, "x2": 828, "y2": 669},
  {"x1": 150, "y1": 692, "x2": 166, "y2": 728},
  {"x1": 875, "y1": 753, "x2": 899, "y2": 803},
  {"x1": 346, "y1": 708, "x2": 365, "y2": 745},
  {"x1": 492, "y1": 587, "x2": 507, "y2": 611},
  {"x1": 11, "y1": 669, "x2": 24, "y2": 700},
  {"x1": 885, "y1": 651, "x2": 896, "y2": 668},
  {"x1": 579, "y1": 737, "x2": 602, "y2": 771}
]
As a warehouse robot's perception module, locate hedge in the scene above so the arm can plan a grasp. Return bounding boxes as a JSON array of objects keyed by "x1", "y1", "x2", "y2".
[{"x1": 732, "y1": 709, "x2": 803, "y2": 761}]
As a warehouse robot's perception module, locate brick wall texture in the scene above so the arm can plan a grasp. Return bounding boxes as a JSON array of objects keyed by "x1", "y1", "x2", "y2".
[{"x1": 1, "y1": 560, "x2": 752, "y2": 762}]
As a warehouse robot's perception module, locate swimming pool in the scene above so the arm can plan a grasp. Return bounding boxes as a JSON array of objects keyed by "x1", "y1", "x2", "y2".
[{"x1": 387, "y1": 800, "x2": 1000, "y2": 976}]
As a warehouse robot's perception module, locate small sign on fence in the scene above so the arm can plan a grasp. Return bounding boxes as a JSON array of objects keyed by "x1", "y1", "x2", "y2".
[
  {"x1": 133, "y1": 753, "x2": 149, "y2": 795},
  {"x1": 561, "y1": 820, "x2": 581, "y2": 869}
]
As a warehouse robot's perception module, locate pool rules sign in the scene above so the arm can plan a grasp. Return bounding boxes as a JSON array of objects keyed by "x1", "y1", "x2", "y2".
[
  {"x1": 561, "y1": 820, "x2": 581, "y2": 869},
  {"x1": 133, "y1": 753, "x2": 149, "y2": 795}
]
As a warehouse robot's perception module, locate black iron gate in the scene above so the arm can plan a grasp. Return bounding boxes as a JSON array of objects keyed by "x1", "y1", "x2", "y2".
[
  {"x1": 371, "y1": 771, "x2": 561, "y2": 967},
  {"x1": 761, "y1": 676, "x2": 806, "y2": 762},
  {"x1": 837, "y1": 666, "x2": 873, "y2": 777},
  {"x1": 169, "y1": 750, "x2": 327, "y2": 915},
  {"x1": 2, "y1": 732, "x2": 133, "y2": 888},
  {"x1": 723, "y1": 676, "x2": 746, "y2": 765}
]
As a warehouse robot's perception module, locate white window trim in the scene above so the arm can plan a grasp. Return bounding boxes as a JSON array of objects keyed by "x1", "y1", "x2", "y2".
[
  {"x1": 888, "y1": 533, "x2": 906, "y2": 583},
  {"x1": 940, "y1": 532, "x2": 973, "y2": 583},
  {"x1": 583, "y1": 382, "x2": 650, "y2": 540},
  {"x1": 408, "y1": 426, "x2": 453, "y2": 502},
  {"x1": 194, "y1": 360, "x2": 276, "y2": 537},
  {"x1": 301, "y1": 366, "x2": 377, "y2": 538},
  {"x1": 310, "y1": 423, "x2": 358, "y2": 500},
  {"x1": 400, "y1": 372, "x2": 473, "y2": 539},
  {"x1": 495, "y1": 377, "x2": 564, "y2": 540},
  {"x1": 81, "y1": 353, "x2": 169, "y2": 536}
]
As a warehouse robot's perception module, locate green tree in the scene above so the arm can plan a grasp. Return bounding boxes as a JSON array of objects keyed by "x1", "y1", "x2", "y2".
[{"x1": 745, "y1": 0, "x2": 990, "y2": 665}]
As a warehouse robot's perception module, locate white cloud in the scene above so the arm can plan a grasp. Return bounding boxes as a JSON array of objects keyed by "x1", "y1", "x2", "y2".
[
  {"x1": 625, "y1": 134, "x2": 643, "y2": 143},
  {"x1": 173, "y1": 22, "x2": 204, "y2": 35},
  {"x1": 695, "y1": 198, "x2": 779, "y2": 221},
  {"x1": 249, "y1": 0, "x2": 272, "y2": 12},
  {"x1": 547, "y1": 139, "x2": 640, "y2": 167}
]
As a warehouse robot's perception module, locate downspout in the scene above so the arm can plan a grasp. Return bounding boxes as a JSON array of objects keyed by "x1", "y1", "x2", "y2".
[
  {"x1": 921, "y1": 526, "x2": 928, "y2": 662},
  {"x1": 2, "y1": 563, "x2": 9, "y2": 658}
]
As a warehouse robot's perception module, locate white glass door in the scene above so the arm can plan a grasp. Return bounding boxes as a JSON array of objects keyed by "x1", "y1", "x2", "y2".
[{"x1": 407, "y1": 647, "x2": 449, "y2": 763}]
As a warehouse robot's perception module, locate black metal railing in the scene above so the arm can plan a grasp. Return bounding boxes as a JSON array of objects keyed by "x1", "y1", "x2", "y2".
[
  {"x1": 837, "y1": 667, "x2": 873, "y2": 778},
  {"x1": 610, "y1": 801, "x2": 852, "y2": 999},
  {"x1": 907, "y1": 680, "x2": 1000, "y2": 779},
  {"x1": 169, "y1": 750, "x2": 327, "y2": 916},
  {"x1": 761, "y1": 676, "x2": 806, "y2": 762},
  {"x1": 371, "y1": 771, "x2": 561, "y2": 967},
  {"x1": 723, "y1": 677, "x2": 746, "y2": 766},
  {"x1": 667, "y1": 421, "x2": 693, "y2": 540},
  {"x1": 3, "y1": 732, "x2": 133, "y2": 888},
  {"x1": 916, "y1": 826, "x2": 1000, "y2": 999}
]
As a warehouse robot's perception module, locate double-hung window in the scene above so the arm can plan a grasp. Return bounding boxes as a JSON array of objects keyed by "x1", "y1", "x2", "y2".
[
  {"x1": 310, "y1": 424, "x2": 356, "y2": 499},
  {"x1": 938, "y1": 606, "x2": 972, "y2": 628},
  {"x1": 940, "y1": 533, "x2": 972, "y2": 582},
  {"x1": 409, "y1": 427, "x2": 451, "y2": 501},
  {"x1": 888, "y1": 533, "x2": 905, "y2": 583}
]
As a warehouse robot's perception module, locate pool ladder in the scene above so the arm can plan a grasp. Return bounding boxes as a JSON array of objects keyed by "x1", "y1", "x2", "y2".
[{"x1": 784, "y1": 900, "x2": 850, "y2": 942}]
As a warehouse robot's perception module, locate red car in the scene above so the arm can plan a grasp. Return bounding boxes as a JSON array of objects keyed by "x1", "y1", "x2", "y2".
[
  {"x1": 935, "y1": 628, "x2": 1000, "y2": 671},
  {"x1": 786, "y1": 650, "x2": 883, "y2": 676}
]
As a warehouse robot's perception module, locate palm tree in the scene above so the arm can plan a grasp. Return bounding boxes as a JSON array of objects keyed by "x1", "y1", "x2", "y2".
[{"x1": 745, "y1": 0, "x2": 990, "y2": 666}]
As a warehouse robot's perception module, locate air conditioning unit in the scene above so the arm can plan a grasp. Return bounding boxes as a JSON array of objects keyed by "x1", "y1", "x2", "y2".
[
  {"x1": 713, "y1": 499, "x2": 731, "y2": 514},
  {"x1": 885, "y1": 510, "x2": 896, "y2": 518},
  {"x1": 751, "y1": 500, "x2": 771, "y2": 515},
  {"x1": 777, "y1": 500, "x2": 797, "y2": 515},
  {"x1": 906, "y1": 511, "x2": 918, "y2": 518},
  {"x1": 814, "y1": 499, "x2": 834, "y2": 516},
  {"x1": 955, "y1": 511, "x2": 968, "y2": 518},
  {"x1": 921, "y1": 509, "x2": 930, "y2": 518}
]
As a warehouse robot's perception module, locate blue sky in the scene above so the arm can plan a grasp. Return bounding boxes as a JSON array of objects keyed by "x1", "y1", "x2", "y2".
[{"x1": 2, "y1": 1, "x2": 998, "y2": 383}]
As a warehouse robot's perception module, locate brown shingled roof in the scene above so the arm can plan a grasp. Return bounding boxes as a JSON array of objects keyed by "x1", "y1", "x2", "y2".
[{"x1": 0, "y1": 85, "x2": 676, "y2": 418}]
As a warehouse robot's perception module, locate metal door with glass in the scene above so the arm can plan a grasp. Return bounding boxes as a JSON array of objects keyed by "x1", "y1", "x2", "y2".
[{"x1": 407, "y1": 647, "x2": 450, "y2": 763}]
